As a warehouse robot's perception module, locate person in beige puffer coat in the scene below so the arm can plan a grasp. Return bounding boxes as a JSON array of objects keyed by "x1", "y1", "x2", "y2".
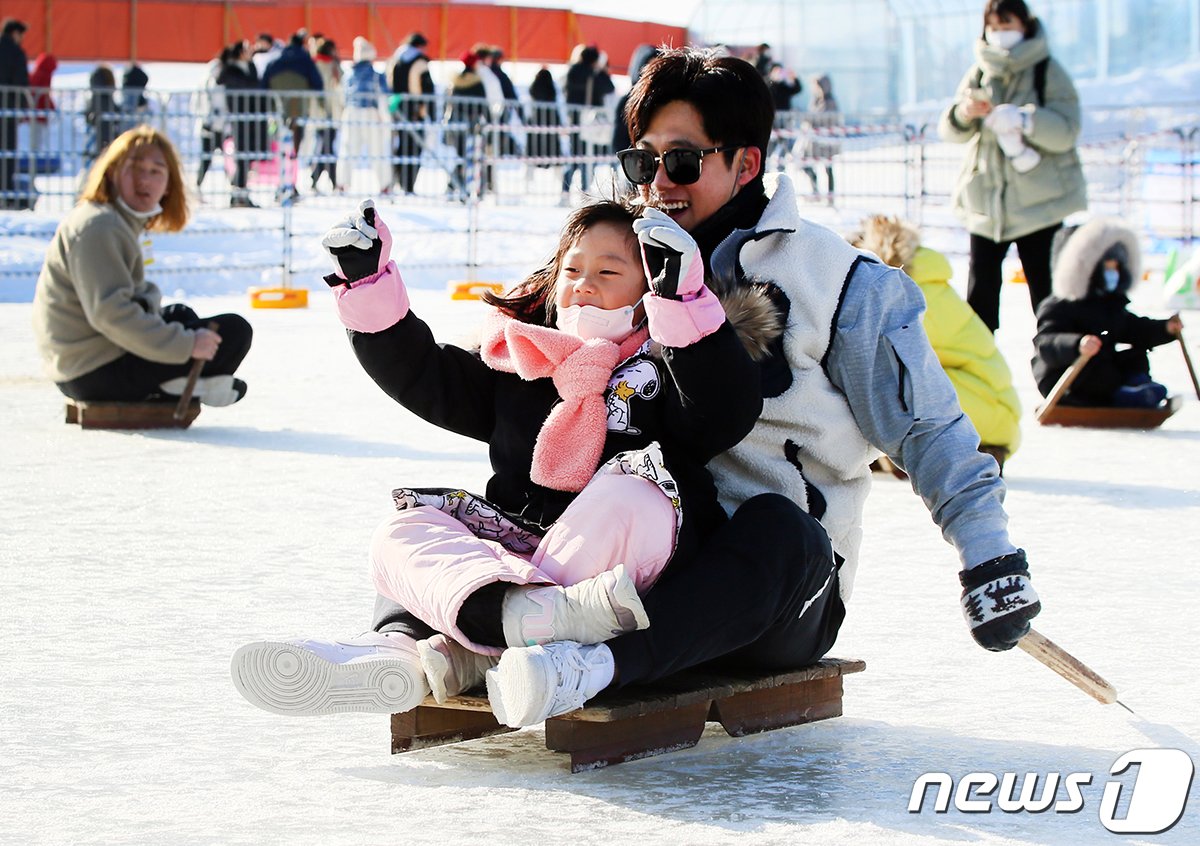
[
  {"x1": 32, "y1": 125, "x2": 252, "y2": 406},
  {"x1": 938, "y1": 0, "x2": 1086, "y2": 334}
]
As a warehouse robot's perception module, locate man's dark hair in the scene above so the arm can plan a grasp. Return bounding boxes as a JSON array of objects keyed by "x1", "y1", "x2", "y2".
[
  {"x1": 2, "y1": 18, "x2": 27, "y2": 38},
  {"x1": 256, "y1": 33, "x2": 273, "y2": 44},
  {"x1": 626, "y1": 47, "x2": 774, "y2": 165},
  {"x1": 407, "y1": 32, "x2": 428, "y2": 48}
]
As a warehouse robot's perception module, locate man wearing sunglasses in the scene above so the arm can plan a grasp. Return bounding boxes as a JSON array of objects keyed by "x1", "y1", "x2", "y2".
[{"x1": 482, "y1": 46, "x2": 1042, "y2": 725}]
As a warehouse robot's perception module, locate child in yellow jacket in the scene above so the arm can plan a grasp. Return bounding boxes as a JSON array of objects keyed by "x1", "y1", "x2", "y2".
[{"x1": 852, "y1": 215, "x2": 1021, "y2": 469}]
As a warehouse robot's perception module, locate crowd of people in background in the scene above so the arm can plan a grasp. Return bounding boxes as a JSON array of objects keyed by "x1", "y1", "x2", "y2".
[
  {"x1": 0, "y1": 17, "x2": 843, "y2": 212},
  {"x1": 3, "y1": 3, "x2": 1188, "y2": 414}
]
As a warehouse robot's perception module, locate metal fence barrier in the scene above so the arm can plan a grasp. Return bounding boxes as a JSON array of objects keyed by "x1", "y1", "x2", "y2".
[{"x1": 3, "y1": 84, "x2": 1199, "y2": 292}]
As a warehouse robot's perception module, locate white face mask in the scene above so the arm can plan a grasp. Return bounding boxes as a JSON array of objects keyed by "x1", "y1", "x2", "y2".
[
  {"x1": 986, "y1": 29, "x2": 1024, "y2": 51},
  {"x1": 556, "y1": 301, "x2": 640, "y2": 343}
]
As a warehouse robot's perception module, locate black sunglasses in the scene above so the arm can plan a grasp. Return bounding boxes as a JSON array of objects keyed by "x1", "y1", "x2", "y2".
[{"x1": 617, "y1": 145, "x2": 740, "y2": 186}]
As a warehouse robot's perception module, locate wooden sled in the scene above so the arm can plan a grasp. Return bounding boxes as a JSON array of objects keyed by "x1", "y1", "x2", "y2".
[
  {"x1": 391, "y1": 657, "x2": 864, "y2": 773},
  {"x1": 1036, "y1": 348, "x2": 1184, "y2": 429},
  {"x1": 65, "y1": 399, "x2": 200, "y2": 430},
  {"x1": 1037, "y1": 394, "x2": 1181, "y2": 429}
]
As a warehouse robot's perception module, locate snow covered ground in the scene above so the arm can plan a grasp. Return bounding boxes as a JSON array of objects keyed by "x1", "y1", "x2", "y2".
[{"x1": 2, "y1": 233, "x2": 1200, "y2": 843}]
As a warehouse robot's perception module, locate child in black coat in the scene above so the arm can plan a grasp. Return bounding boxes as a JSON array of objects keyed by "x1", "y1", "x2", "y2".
[{"x1": 1032, "y1": 218, "x2": 1183, "y2": 407}]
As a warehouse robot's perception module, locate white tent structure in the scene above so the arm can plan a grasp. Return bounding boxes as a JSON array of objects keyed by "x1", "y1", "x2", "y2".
[{"x1": 688, "y1": 0, "x2": 1200, "y2": 113}]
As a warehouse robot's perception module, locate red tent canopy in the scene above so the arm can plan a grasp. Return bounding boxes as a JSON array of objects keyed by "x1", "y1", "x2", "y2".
[{"x1": 9, "y1": 1, "x2": 688, "y2": 74}]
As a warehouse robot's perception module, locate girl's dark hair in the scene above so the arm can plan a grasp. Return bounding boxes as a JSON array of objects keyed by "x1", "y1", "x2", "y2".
[
  {"x1": 483, "y1": 199, "x2": 642, "y2": 325},
  {"x1": 982, "y1": 0, "x2": 1040, "y2": 39},
  {"x1": 626, "y1": 47, "x2": 773, "y2": 167}
]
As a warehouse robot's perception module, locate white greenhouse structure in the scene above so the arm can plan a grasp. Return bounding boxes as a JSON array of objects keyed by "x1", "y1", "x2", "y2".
[{"x1": 687, "y1": 0, "x2": 1200, "y2": 114}]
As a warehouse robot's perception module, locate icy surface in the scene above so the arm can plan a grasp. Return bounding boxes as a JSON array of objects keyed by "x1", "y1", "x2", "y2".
[{"x1": 2, "y1": 259, "x2": 1199, "y2": 844}]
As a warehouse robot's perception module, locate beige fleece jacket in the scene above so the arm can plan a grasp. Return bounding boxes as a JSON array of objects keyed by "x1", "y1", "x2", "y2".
[{"x1": 32, "y1": 201, "x2": 194, "y2": 382}]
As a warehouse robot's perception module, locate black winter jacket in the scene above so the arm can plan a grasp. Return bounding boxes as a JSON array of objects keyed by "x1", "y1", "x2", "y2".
[
  {"x1": 1032, "y1": 293, "x2": 1175, "y2": 402},
  {"x1": 349, "y1": 310, "x2": 763, "y2": 563},
  {"x1": 0, "y1": 34, "x2": 29, "y2": 111}
]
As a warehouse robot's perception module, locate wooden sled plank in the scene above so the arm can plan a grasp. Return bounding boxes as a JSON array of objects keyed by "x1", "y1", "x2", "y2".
[
  {"x1": 710, "y1": 674, "x2": 845, "y2": 736},
  {"x1": 66, "y1": 399, "x2": 201, "y2": 430},
  {"x1": 390, "y1": 706, "x2": 516, "y2": 753},
  {"x1": 544, "y1": 702, "x2": 710, "y2": 772},
  {"x1": 1037, "y1": 394, "x2": 1182, "y2": 429},
  {"x1": 390, "y1": 658, "x2": 865, "y2": 771}
]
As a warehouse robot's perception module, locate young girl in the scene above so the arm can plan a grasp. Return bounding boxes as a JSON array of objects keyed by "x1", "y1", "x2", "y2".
[
  {"x1": 232, "y1": 199, "x2": 775, "y2": 723},
  {"x1": 851, "y1": 214, "x2": 1021, "y2": 472},
  {"x1": 1033, "y1": 217, "x2": 1183, "y2": 408}
]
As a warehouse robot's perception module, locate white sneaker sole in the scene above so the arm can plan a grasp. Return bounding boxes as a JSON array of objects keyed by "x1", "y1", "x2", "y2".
[
  {"x1": 485, "y1": 648, "x2": 557, "y2": 728},
  {"x1": 231, "y1": 640, "x2": 427, "y2": 716}
]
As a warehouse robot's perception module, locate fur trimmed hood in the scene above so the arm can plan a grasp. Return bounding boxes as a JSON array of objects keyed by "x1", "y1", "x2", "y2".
[
  {"x1": 848, "y1": 214, "x2": 920, "y2": 269},
  {"x1": 1051, "y1": 217, "x2": 1141, "y2": 301},
  {"x1": 707, "y1": 271, "x2": 784, "y2": 361}
]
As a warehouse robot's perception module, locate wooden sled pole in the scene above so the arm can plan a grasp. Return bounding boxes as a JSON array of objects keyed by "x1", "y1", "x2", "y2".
[
  {"x1": 173, "y1": 321, "x2": 220, "y2": 421},
  {"x1": 1035, "y1": 349, "x2": 1096, "y2": 424},
  {"x1": 1018, "y1": 628, "x2": 1131, "y2": 712},
  {"x1": 1178, "y1": 332, "x2": 1200, "y2": 400}
]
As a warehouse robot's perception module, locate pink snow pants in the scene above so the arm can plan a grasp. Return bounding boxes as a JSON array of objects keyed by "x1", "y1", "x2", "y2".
[{"x1": 369, "y1": 473, "x2": 676, "y2": 655}]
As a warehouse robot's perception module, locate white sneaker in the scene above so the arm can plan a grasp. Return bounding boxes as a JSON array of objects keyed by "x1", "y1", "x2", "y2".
[
  {"x1": 485, "y1": 641, "x2": 614, "y2": 728},
  {"x1": 230, "y1": 631, "x2": 430, "y2": 716},
  {"x1": 159, "y1": 374, "x2": 247, "y2": 407},
  {"x1": 500, "y1": 563, "x2": 649, "y2": 648},
  {"x1": 417, "y1": 634, "x2": 498, "y2": 704}
]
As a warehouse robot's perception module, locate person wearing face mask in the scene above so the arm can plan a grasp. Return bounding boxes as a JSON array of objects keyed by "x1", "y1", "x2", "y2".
[
  {"x1": 482, "y1": 46, "x2": 1044, "y2": 729},
  {"x1": 1032, "y1": 217, "x2": 1183, "y2": 408},
  {"x1": 230, "y1": 198, "x2": 773, "y2": 719},
  {"x1": 939, "y1": 0, "x2": 1087, "y2": 334},
  {"x1": 31, "y1": 126, "x2": 252, "y2": 406}
]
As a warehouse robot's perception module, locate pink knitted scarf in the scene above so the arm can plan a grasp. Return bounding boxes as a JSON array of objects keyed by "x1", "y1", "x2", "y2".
[{"x1": 480, "y1": 310, "x2": 649, "y2": 492}]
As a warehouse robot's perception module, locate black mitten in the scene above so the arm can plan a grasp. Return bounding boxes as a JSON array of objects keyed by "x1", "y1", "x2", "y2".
[{"x1": 959, "y1": 549, "x2": 1041, "y2": 651}]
